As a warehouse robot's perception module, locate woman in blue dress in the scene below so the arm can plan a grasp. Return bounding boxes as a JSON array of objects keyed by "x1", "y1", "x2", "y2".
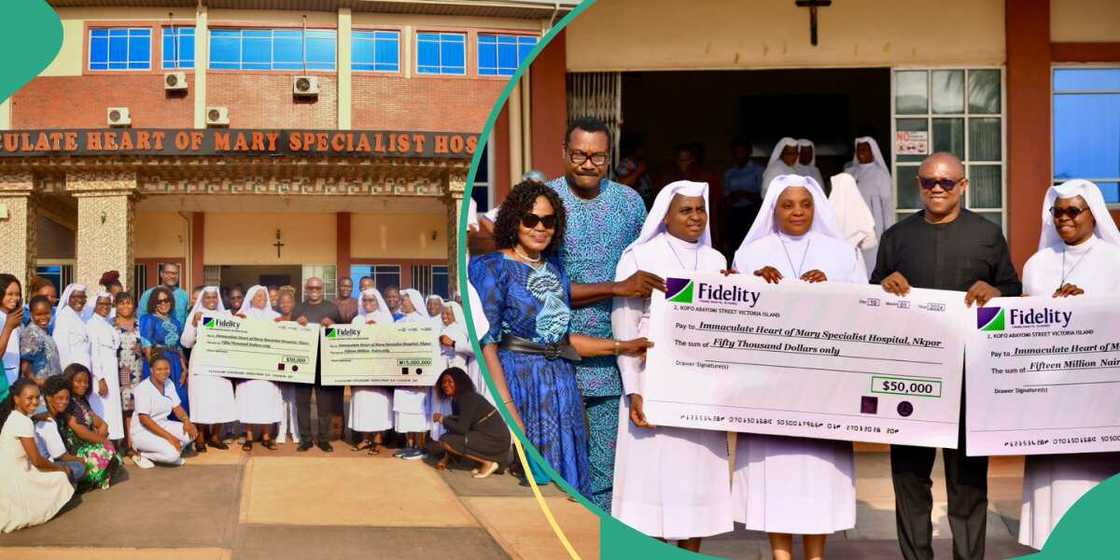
[
  {"x1": 139, "y1": 286, "x2": 189, "y2": 414},
  {"x1": 470, "y1": 181, "x2": 651, "y2": 497}
]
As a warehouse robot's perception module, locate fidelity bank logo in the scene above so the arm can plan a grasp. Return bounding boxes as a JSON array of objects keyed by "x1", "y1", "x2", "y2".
[
  {"x1": 977, "y1": 306, "x2": 1072, "y2": 331},
  {"x1": 325, "y1": 327, "x2": 361, "y2": 339},
  {"x1": 977, "y1": 307, "x2": 1005, "y2": 331},
  {"x1": 203, "y1": 317, "x2": 239, "y2": 329},
  {"x1": 666, "y1": 277, "x2": 760, "y2": 307}
]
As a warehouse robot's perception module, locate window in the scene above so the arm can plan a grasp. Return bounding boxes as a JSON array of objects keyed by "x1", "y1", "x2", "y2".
[
  {"x1": 89, "y1": 27, "x2": 152, "y2": 71},
  {"x1": 162, "y1": 26, "x2": 195, "y2": 69},
  {"x1": 350, "y1": 265, "x2": 402, "y2": 295},
  {"x1": 892, "y1": 68, "x2": 1005, "y2": 227},
  {"x1": 209, "y1": 28, "x2": 336, "y2": 71},
  {"x1": 34, "y1": 265, "x2": 71, "y2": 295},
  {"x1": 1053, "y1": 68, "x2": 1120, "y2": 204},
  {"x1": 353, "y1": 30, "x2": 400, "y2": 72},
  {"x1": 471, "y1": 144, "x2": 490, "y2": 211},
  {"x1": 477, "y1": 34, "x2": 537, "y2": 76},
  {"x1": 431, "y1": 266, "x2": 450, "y2": 299},
  {"x1": 416, "y1": 32, "x2": 465, "y2": 75}
]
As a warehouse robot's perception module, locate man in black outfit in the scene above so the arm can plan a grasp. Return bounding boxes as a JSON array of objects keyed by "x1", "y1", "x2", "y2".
[
  {"x1": 293, "y1": 276, "x2": 343, "y2": 452},
  {"x1": 872, "y1": 152, "x2": 1022, "y2": 560}
]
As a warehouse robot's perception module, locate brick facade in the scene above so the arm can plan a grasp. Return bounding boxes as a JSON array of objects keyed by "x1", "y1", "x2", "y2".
[{"x1": 13, "y1": 74, "x2": 194, "y2": 129}]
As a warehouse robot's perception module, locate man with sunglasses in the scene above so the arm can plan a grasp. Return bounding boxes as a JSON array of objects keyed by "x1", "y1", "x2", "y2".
[{"x1": 871, "y1": 152, "x2": 1021, "y2": 560}]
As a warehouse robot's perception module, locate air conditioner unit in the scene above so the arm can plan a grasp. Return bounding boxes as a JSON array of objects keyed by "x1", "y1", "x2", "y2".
[
  {"x1": 107, "y1": 107, "x2": 131, "y2": 127},
  {"x1": 206, "y1": 106, "x2": 230, "y2": 127},
  {"x1": 293, "y1": 75, "x2": 319, "y2": 97},
  {"x1": 164, "y1": 71, "x2": 188, "y2": 91}
]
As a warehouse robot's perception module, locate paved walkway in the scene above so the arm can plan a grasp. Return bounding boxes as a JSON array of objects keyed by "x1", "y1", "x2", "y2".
[{"x1": 0, "y1": 443, "x2": 600, "y2": 560}]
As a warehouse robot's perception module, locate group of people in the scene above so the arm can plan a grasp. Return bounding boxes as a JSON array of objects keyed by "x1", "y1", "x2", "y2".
[
  {"x1": 468, "y1": 116, "x2": 1119, "y2": 559},
  {"x1": 0, "y1": 263, "x2": 511, "y2": 533}
]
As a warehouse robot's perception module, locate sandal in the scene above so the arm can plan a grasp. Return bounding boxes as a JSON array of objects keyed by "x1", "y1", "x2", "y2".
[
  {"x1": 195, "y1": 441, "x2": 208, "y2": 453},
  {"x1": 261, "y1": 440, "x2": 278, "y2": 451},
  {"x1": 208, "y1": 439, "x2": 229, "y2": 450},
  {"x1": 351, "y1": 440, "x2": 373, "y2": 453},
  {"x1": 242, "y1": 441, "x2": 253, "y2": 452},
  {"x1": 368, "y1": 444, "x2": 383, "y2": 456}
]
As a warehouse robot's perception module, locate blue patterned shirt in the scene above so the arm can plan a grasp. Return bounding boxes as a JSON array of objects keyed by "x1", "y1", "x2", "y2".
[{"x1": 546, "y1": 177, "x2": 646, "y2": 397}]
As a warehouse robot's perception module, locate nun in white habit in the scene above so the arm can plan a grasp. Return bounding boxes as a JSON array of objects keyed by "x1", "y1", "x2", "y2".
[
  {"x1": 849, "y1": 137, "x2": 894, "y2": 271},
  {"x1": 760, "y1": 137, "x2": 799, "y2": 198},
  {"x1": 348, "y1": 288, "x2": 394, "y2": 454},
  {"x1": 1018, "y1": 179, "x2": 1120, "y2": 550},
  {"x1": 438, "y1": 301, "x2": 490, "y2": 402},
  {"x1": 610, "y1": 180, "x2": 733, "y2": 550},
  {"x1": 180, "y1": 286, "x2": 237, "y2": 450},
  {"x1": 52, "y1": 284, "x2": 92, "y2": 370},
  {"x1": 795, "y1": 139, "x2": 826, "y2": 190},
  {"x1": 394, "y1": 288, "x2": 432, "y2": 458},
  {"x1": 234, "y1": 285, "x2": 283, "y2": 450},
  {"x1": 731, "y1": 174, "x2": 862, "y2": 558},
  {"x1": 87, "y1": 291, "x2": 124, "y2": 441},
  {"x1": 828, "y1": 172, "x2": 879, "y2": 275},
  {"x1": 425, "y1": 294, "x2": 445, "y2": 326}
]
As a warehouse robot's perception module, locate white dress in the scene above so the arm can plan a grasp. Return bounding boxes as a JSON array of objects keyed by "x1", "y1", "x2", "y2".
[
  {"x1": 1019, "y1": 235, "x2": 1120, "y2": 549},
  {"x1": 181, "y1": 311, "x2": 238, "y2": 425},
  {"x1": 0, "y1": 310, "x2": 19, "y2": 386},
  {"x1": 87, "y1": 314, "x2": 124, "y2": 440},
  {"x1": 0, "y1": 410, "x2": 74, "y2": 532},
  {"x1": 52, "y1": 308, "x2": 90, "y2": 370},
  {"x1": 393, "y1": 314, "x2": 431, "y2": 433},
  {"x1": 610, "y1": 233, "x2": 735, "y2": 539},
  {"x1": 131, "y1": 377, "x2": 193, "y2": 464},
  {"x1": 731, "y1": 232, "x2": 864, "y2": 534},
  {"x1": 346, "y1": 316, "x2": 393, "y2": 433}
]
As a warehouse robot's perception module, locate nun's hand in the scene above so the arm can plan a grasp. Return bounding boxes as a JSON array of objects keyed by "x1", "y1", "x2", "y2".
[
  {"x1": 880, "y1": 272, "x2": 911, "y2": 297},
  {"x1": 296, "y1": 317, "x2": 309, "y2": 327},
  {"x1": 1053, "y1": 283, "x2": 1085, "y2": 298},
  {"x1": 629, "y1": 394, "x2": 654, "y2": 429},
  {"x1": 273, "y1": 317, "x2": 285, "y2": 323},
  {"x1": 439, "y1": 335, "x2": 454, "y2": 347},
  {"x1": 366, "y1": 320, "x2": 377, "y2": 325},
  {"x1": 721, "y1": 268, "x2": 738, "y2": 276},
  {"x1": 432, "y1": 413, "x2": 443, "y2": 423},
  {"x1": 98, "y1": 379, "x2": 110, "y2": 398},
  {"x1": 192, "y1": 312, "x2": 203, "y2": 327},
  {"x1": 800, "y1": 270, "x2": 827, "y2": 283},
  {"x1": 965, "y1": 280, "x2": 1000, "y2": 308},
  {"x1": 615, "y1": 270, "x2": 666, "y2": 298},
  {"x1": 234, "y1": 313, "x2": 247, "y2": 319},
  {"x1": 753, "y1": 266, "x2": 783, "y2": 284}
]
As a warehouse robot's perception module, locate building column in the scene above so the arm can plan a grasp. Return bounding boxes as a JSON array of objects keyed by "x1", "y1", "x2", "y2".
[
  {"x1": 66, "y1": 171, "x2": 137, "y2": 291},
  {"x1": 338, "y1": 8, "x2": 353, "y2": 130},
  {"x1": 0, "y1": 173, "x2": 38, "y2": 289},
  {"x1": 337, "y1": 211, "x2": 352, "y2": 283},
  {"x1": 193, "y1": 5, "x2": 208, "y2": 129},
  {"x1": 446, "y1": 171, "x2": 467, "y2": 297}
]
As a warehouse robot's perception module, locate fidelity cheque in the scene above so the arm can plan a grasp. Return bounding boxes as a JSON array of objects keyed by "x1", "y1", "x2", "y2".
[
  {"x1": 642, "y1": 272, "x2": 968, "y2": 448},
  {"x1": 320, "y1": 322, "x2": 441, "y2": 386},
  {"x1": 190, "y1": 314, "x2": 319, "y2": 383}
]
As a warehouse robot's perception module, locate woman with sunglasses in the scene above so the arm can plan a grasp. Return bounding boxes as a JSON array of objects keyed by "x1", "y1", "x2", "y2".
[
  {"x1": 469, "y1": 180, "x2": 651, "y2": 497},
  {"x1": 139, "y1": 286, "x2": 189, "y2": 414},
  {"x1": 1018, "y1": 180, "x2": 1120, "y2": 550}
]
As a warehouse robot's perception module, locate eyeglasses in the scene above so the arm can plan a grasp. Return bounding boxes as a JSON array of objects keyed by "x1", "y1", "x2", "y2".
[
  {"x1": 918, "y1": 177, "x2": 962, "y2": 191},
  {"x1": 521, "y1": 213, "x2": 557, "y2": 230},
  {"x1": 156, "y1": 299, "x2": 171, "y2": 304},
  {"x1": 1050, "y1": 206, "x2": 1090, "y2": 220},
  {"x1": 567, "y1": 150, "x2": 609, "y2": 167},
  {"x1": 306, "y1": 286, "x2": 323, "y2": 291}
]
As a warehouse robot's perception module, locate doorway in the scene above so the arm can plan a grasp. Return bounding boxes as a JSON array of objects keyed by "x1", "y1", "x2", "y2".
[{"x1": 218, "y1": 265, "x2": 304, "y2": 299}]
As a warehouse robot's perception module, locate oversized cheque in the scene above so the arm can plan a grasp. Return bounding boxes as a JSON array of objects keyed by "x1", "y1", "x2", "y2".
[
  {"x1": 966, "y1": 296, "x2": 1120, "y2": 456},
  {"x1": 191, "y1": 314, "x2": 319, "y2": 383},
  {"x1": 642, "y1": 272, "x2": 967, "y2": 448},
  {"x1": 320, "y1": 322, "x2": 441, "y2": 386}
]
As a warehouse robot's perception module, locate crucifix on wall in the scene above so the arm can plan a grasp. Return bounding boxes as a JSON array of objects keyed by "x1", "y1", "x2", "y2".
[
  {"x1": 273, "y1": 229, "x2": 285, "y2": 258},
  {"x1": 795, "y1": 0, "x2": 832, "y2": 47}
]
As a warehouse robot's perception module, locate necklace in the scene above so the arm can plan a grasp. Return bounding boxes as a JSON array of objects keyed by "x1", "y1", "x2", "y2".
[
  {"x1": 1059, "y1": 243, "x2": 1095, "y2": 288},
  {"x1": 513, "y1": 245, "x2": 543, "y2": 266},
  {"x1": 665, "y1": 236, "x2": 700, "y2": 271},
  {"x1": 778, "y1": 233, "x2": 811, "y2": 278}
]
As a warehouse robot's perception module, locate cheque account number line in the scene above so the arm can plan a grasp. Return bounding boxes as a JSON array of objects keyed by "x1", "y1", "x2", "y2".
[
  {"x1": 972, "y1": 422, "x2": 1120, "y2": 433},
  {"x1": 715, "y1": 345, "x2": 942, "y2": 366},
  {"x1": 696, "y1": 327, "x2": 941, "y2": 349},
  {"x1": 646, "y1": 398, "x2": 954, "y2": 425},
  {"x1": 707, "y1": 359, "x2": 941, "y2": 381}
]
